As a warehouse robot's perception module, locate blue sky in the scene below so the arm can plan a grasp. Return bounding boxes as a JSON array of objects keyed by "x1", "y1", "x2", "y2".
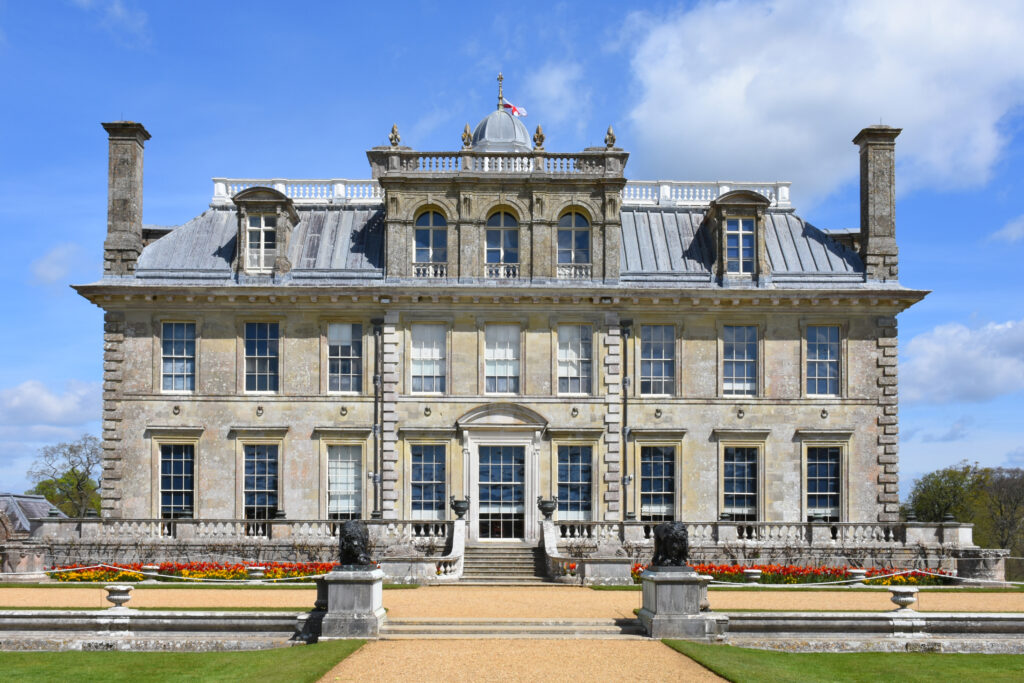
[{"x1": 1, "y1": 0, "x2": 1023, "y2": 497}]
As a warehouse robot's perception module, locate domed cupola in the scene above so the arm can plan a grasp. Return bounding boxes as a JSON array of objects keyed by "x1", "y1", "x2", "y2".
[{"x1": 471, "y1": 108, "x2": 532, "y2": 153}]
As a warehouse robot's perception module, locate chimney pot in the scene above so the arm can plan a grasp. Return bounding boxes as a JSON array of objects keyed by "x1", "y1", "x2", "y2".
[
  {"x1": 102, "y1": 121, "x2": 150, "y2": 276},
  {"x1": 854, "y1": 125, "x2": 900, "y2": 282}
]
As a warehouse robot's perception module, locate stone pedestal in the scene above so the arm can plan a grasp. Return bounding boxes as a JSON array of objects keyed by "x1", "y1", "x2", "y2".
[
  {"x1": 311, "y1": 568, "x2": 386, "y2": 639},
  {"x1": 637, "y1": 567, "x2": 728, "y2": 639}
]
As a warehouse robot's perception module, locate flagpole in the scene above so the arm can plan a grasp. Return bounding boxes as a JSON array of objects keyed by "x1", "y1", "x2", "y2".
[{"x1": 497, "y1": 72, "x2": 503, "y2": 111}]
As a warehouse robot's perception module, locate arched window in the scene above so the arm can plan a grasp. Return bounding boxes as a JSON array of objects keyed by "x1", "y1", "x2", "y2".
[
  {"x1": 414, "y1": 211, "x2": 447, "y2": 265},
  {"x1": 485, "y1": 211, "x2": 519, "y2": 278},
  {"x1": 557, "y1": 212, "x2": 590, "y2": 278}
]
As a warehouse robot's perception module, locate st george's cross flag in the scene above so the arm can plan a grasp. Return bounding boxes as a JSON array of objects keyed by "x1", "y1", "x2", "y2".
[{"x1": 502, "y1": 98, "x2": 527, "y2": 117}]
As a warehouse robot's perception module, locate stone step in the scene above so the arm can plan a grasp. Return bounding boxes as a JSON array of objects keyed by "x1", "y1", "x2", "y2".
[{"x1": 380, "y1": 617, "x2": 647, "y2": 639}]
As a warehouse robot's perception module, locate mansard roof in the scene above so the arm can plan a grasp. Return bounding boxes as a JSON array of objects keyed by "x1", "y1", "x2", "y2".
[{"x1": 619, "y1": 208, "x2": 863, "y2": 285}]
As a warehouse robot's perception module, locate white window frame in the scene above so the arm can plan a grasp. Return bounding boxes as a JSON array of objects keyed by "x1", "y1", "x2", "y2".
[
  {"x1": 409, "y1": 442, "x2": 447, "y2": 521},
  {"x1": 157, "y1": 441, "x2": 197, "y2": 520},
  {"x1": 161, "y1": 321, "x2": 196, "y2": 393},
  {"x1": 485, "y1": 212, "x2": 520, "y2": 265},
  {"x1": 804, "y1": 443, "x2": 844, "y2": 522},
  {"x1": 557, "y1": 324, "x2": 593, "y2": 395},
  {"x1": 241, "y1": 442, "x2": 280, "y2": 524},
  {"x1": 724, "y1": 217, "x2": 755, "y2": 275},
  {"x1": 243, "y1": 321, "x2": 280, "y2": 393},
  {"x1": 721, "y1": 444, "x2": 760, "y2": 522},
  {"x1": 557, "y1": 211, "x2": 591, "y2": 265},
  {"x1": 638, "y1": 443, "x2": 676, "y2": 522},
  {"x1": 555, "y1": 443, "x2": 594, "y2": 521},
  {"x1": 484, "y1": 324, "x2": 521, "y2": 394},
  {"x1": 246, "y1": 213, "x2": 277, "y2": 273},
  {"x1": 410, "y1": 323, "x2": 447, "y2": 394},
  {"x1": 639, "y1": 324, "x2": 675, "y2": 396},
  {"x1": 804, "y1": 324, "x2": 843, "y2": 397},
  {"x1": 326, "y1": 443, "x2": 363, "y2": 521},
  {"x1": 327, "y1": 322, "x2": 363, "y2": 393},
  {"x1": 414, "y1": 211, "x2": 448, "y2": 264},
  {"x1": 721, "y1": 324, "x2": 759, "y2": 397}
]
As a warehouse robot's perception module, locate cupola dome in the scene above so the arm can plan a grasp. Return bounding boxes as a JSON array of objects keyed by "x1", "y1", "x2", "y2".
[{"x1": 471, "y1": 109, "x2": 532, "y2": 153}]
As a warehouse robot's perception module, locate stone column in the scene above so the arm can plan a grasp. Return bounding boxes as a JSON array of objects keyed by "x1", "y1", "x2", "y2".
[
  {"x1": 602, "y1": 313, "x2": 622, "y2": 519},
  {"x1": 380, "y1": 311, "x2": 400, "y2": 519}
]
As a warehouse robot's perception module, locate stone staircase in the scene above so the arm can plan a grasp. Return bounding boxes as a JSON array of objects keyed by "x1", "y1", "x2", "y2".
[
  {"x1": 459, "y1": 545, "x2": 548, "y2": 584},
  {"x1": 380, "y1": 617, "x2": 647, "y2": 639}
]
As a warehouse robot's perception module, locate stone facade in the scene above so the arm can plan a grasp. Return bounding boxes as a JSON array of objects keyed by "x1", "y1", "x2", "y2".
[{"x1": 71, "y1": 110, "x2": 935, "y2": 556}]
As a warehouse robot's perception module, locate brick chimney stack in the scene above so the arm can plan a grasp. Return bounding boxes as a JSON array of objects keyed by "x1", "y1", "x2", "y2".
[
  {"x1": 101, "y1": 121, "x2": 150, "y2": 276},
  {"x1": 853, "y1": 125, "x2": 901, "y2": 281}
]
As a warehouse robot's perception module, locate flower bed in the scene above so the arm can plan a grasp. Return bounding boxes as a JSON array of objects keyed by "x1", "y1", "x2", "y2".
[
  {"x1": 51, "y1": 561, "x2": 341, "y2": 583},
  {"x1": 630, "y1": 562, "x2": 953, "y2": 585}
]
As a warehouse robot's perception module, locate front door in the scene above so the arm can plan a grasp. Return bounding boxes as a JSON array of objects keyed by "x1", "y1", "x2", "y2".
[{"x1": 478, "y1": 445, "x2": 525, "y2": 539}]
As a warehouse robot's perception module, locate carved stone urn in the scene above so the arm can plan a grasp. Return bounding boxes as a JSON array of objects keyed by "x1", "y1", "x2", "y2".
[
  {"x1": 537, "y1": 497, "x2": 558, "y2": 520},
  {"x1": 450, "y1": 496, "x2": 470, "y2": 520},
  {"x1": 104, "y1": 584, "x2": 134, "y2": 610},
  {"x1": 889, "y1": 586, "x2": 919, "y2": 611}
]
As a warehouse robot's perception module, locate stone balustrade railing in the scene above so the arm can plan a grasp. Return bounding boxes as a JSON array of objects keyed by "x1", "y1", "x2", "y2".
[{"x1": 209, "y1": 177, "x2": 792, "y2": 208}]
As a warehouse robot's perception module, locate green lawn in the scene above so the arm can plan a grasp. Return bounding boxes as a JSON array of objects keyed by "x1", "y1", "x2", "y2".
[
  {"x1": 667, "y1": 640, "x2": 1024, "y2": 682},
  {"x1": 0, "y1": 639, "x2": 363, "y2": 683}
]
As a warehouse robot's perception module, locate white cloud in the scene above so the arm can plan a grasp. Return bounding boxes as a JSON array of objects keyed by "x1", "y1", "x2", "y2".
[
  {"x1": 991, "y1": 215, "x2": 1024, "y2": 243},
  {"x1": 31, "y1": 243, "x2": 81, "y2": 285},
  {"x1": 903, "y1": 319, "x2": 1024, "y2": 404},
  {"x1": 1006, "y1": 447, "x2": 1024, "y2": 468},
  {"x1": 0, "y1": 380, "x2": 101, "y2": 427},
  {"x1": 922, "y1": 417, "x2": 972, "y2": 442},
  {"x1": 525, "y1": 62, "x2": 590, "y2": 130},
  {"x1": 625, "y1": 0, "x2": 1024, "y2": 205},
  {"x1": 72, "y1": 0, "x2": 149, "y2": 47}
]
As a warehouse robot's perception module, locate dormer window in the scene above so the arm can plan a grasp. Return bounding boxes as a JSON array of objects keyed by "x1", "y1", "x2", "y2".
[
  {"x1": 486, "y1": 211, "x2": 519, "y2": 278},
  {"x1": 725, "y1": 218, "x2": 754, "y2": 274},
  {"x1": 414, "y1": 211, "x2": 447, "y2": 278},
  {"x1": 557, "y1": 211, "x2": 591, "y2": 279},
  {"x1": 246, "y1": 214, "x2": 277, "y2": 273}
]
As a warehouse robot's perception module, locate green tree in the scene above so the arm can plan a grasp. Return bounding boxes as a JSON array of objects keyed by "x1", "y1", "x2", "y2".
[
  {"x1": 25, "y1": 434, "x2": 102, "y2": 517},
  {"x1": 906, "y1": 460, "x2": 985, "y2": 523},
  {"x1": 977, "y1": 467, "x2": 1024, "y2": 551}
]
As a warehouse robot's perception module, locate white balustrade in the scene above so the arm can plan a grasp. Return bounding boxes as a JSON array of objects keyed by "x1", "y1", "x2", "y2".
[
  {"x1": 413, "y1": 263, "x2": 447, "y2": 278},
  {"x1": 485, "y1": 263, "x2": 520, "y2": 279},
  {"x1": 621, "y1": 181, "x2": 792, "y2": 208},
  {"x1": 556, "y1": 263, "x2": 592, "y2": 280},
  {"x1": 211, "y1": 178, "x2": 384, "y2": 206}
]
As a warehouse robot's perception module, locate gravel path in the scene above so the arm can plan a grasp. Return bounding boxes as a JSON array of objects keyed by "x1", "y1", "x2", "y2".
[
  {"x1": 319, "y1": 639, "x2": 725, "y2": 682},
  {"x1": 2, "y1": 585, "x2": 1021, "y2": 613}
]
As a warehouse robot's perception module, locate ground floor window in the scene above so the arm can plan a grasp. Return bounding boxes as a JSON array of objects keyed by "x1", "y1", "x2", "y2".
[
  {"x1": 244, "y1": 444, "x2": 278, "y2": 534},
  {"x1": 557, "y1": 445, "x2": 592, "y2": 521},
  {"x1": 411, "y1": 444, "x2": 446, "y2": 520},
  {"x1": 327, "y1": 444, "x2": 361, "y2": 520},
  {"x1": 160, "y1": 444, "x2": 194, "y2": 519},
  {"x1": 640, "y1": 446, "x2": 675, "y2": 522},
  {"x1": 807, "y1": 446, "x2": 841, "y2": 522},
  {"x1": 723, "y1": 446, "x2": 758, "y2": 521}
]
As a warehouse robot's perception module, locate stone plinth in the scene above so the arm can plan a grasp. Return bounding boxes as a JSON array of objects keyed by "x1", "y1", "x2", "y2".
[
  {"x1": 637, "y1": 567, "x2": 728, "y2": 639},
  {"x1": 311, "y1": 568, "x2": 386, "y2": 639}
]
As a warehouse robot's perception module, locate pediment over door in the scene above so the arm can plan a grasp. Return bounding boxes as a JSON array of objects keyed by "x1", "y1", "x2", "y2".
[{"x1": 455, "y1": 403, "x2": 548, "y2": 432}]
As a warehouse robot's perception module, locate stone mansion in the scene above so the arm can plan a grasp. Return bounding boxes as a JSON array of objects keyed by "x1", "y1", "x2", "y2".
[{"x1": 74, "y1": 104, "x2": 920, "y2": 548}]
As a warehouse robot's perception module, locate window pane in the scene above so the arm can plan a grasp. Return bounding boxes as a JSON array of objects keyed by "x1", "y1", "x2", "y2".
[
  {"x1": 723, "y1": 446, "x2": 758, "y2": 521},
  {"x1": 328, "y1": 445, "x2": 362, "y2": 520},
  {"x1": 411, "y1": 324, "x2": 446, "y2": 393},
  {"x1": 162, "y1": 323, "x2": 196, "y2": 393},
  {"x1": 640, "y1": 446, "x2": 674, "y2": 522},
  {"x1": 411, "y1": 444, "x2": 446, "y2": 520}
]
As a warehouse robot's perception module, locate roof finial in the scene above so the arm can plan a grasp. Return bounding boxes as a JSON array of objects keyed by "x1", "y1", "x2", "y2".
[
  {"x1": 497, "y1": 72, "x2": 504, "y2": 111},
  {"x1": 605, "y1": 125, "x2": 616, "y2": 148},
  {"x1": 462, "y1": 123, "x2": 472, "y2": 149},
  {"x1": 389, "y1": 124, "x2": 400, "y2": 147}
]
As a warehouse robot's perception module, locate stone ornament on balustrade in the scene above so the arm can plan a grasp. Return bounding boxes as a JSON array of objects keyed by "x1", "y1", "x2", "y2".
[{"x1": 104, "y1": 584, "x2": 134, "y2": 611}]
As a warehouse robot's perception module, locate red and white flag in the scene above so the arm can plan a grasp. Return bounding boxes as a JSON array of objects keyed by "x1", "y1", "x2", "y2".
[{"x1": 502, "y1": 98, "x2": 527, "y2": 117}]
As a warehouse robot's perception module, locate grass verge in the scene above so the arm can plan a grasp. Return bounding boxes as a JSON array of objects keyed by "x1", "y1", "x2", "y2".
[
  {"x1": 0, "y1": 639, "x2": 363, "y2": 683},
  {"x1": 665, "y1": 640, "x2": 1024, "y2": 682}
]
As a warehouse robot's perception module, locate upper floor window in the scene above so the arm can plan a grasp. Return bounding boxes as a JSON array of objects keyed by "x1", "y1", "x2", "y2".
[
  {"x1": 640, "y1": 324, "x2": 674, "y2": 395},
  {"x1": 246, "y1": 214, "x2": 277, "y2": 273},
  {"x1": 245, "y1": 322, "x2": 279, "y2": 392},
  {"x1": 162, "y1": 322, "x2": 195, "y2": 392},
  {"x1": 725, "y1": 218, "x2": 754, "y2": 274},
  {"x1": 558, "y1": 324, "x2": 593, "y2": 394},
  {"x1": 557, "y1": 212, "x2": 591, "y2": 278},
  {"x1": 411, "y1": 323, "x2": 446, "y2": 393},
  {"x1": 485, "y1": 324, "x2": 520, "y2": 393},
  {"x1": 486, "y1": 212, "x2": 519, "y2": 278},
  {"x1": 806, "y1": 446, "x2": 840, "y2": 522},
  {"x1": 723, "y1": 325, "x2": 757, "y2": 396},
  {"x1": 414, "y1": 211, "x2": 447, "y2": 277},
  {"x1": 328, "y1": 323, "x2": 362, "y2": 393},
  {"x1": 806, "y1": 325, "x2": 840, "y2": 396},
  {"x1": 722, "y1": 446, "x2": 758, "y2": 521}
]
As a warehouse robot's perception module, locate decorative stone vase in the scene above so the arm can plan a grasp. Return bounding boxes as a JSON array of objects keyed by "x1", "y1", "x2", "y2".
[
  {"x1": 537, "y1": 497, "x2": 558, "y2": 520},
  {"x1": 742, "y1": 569, "x2": 762, "y2": 584},
  {"x1": 247, "y1": 566, "x2": 266, "y2": 581},
  {"x1": 104, "y1": 584, "x2": 134, "y2": 610},
  {"x1": 889, "y1": 586, "x2": 919, "y2": 610},
  {"x1": 450, "y1": 496, "x2": 470, "y2": 520},
  {"x1": 142, "y1": 564, "x2": 161, "y2": 583},
  {"x1": 847, "y1": 568, "x2": 868, "y2": 587}
]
